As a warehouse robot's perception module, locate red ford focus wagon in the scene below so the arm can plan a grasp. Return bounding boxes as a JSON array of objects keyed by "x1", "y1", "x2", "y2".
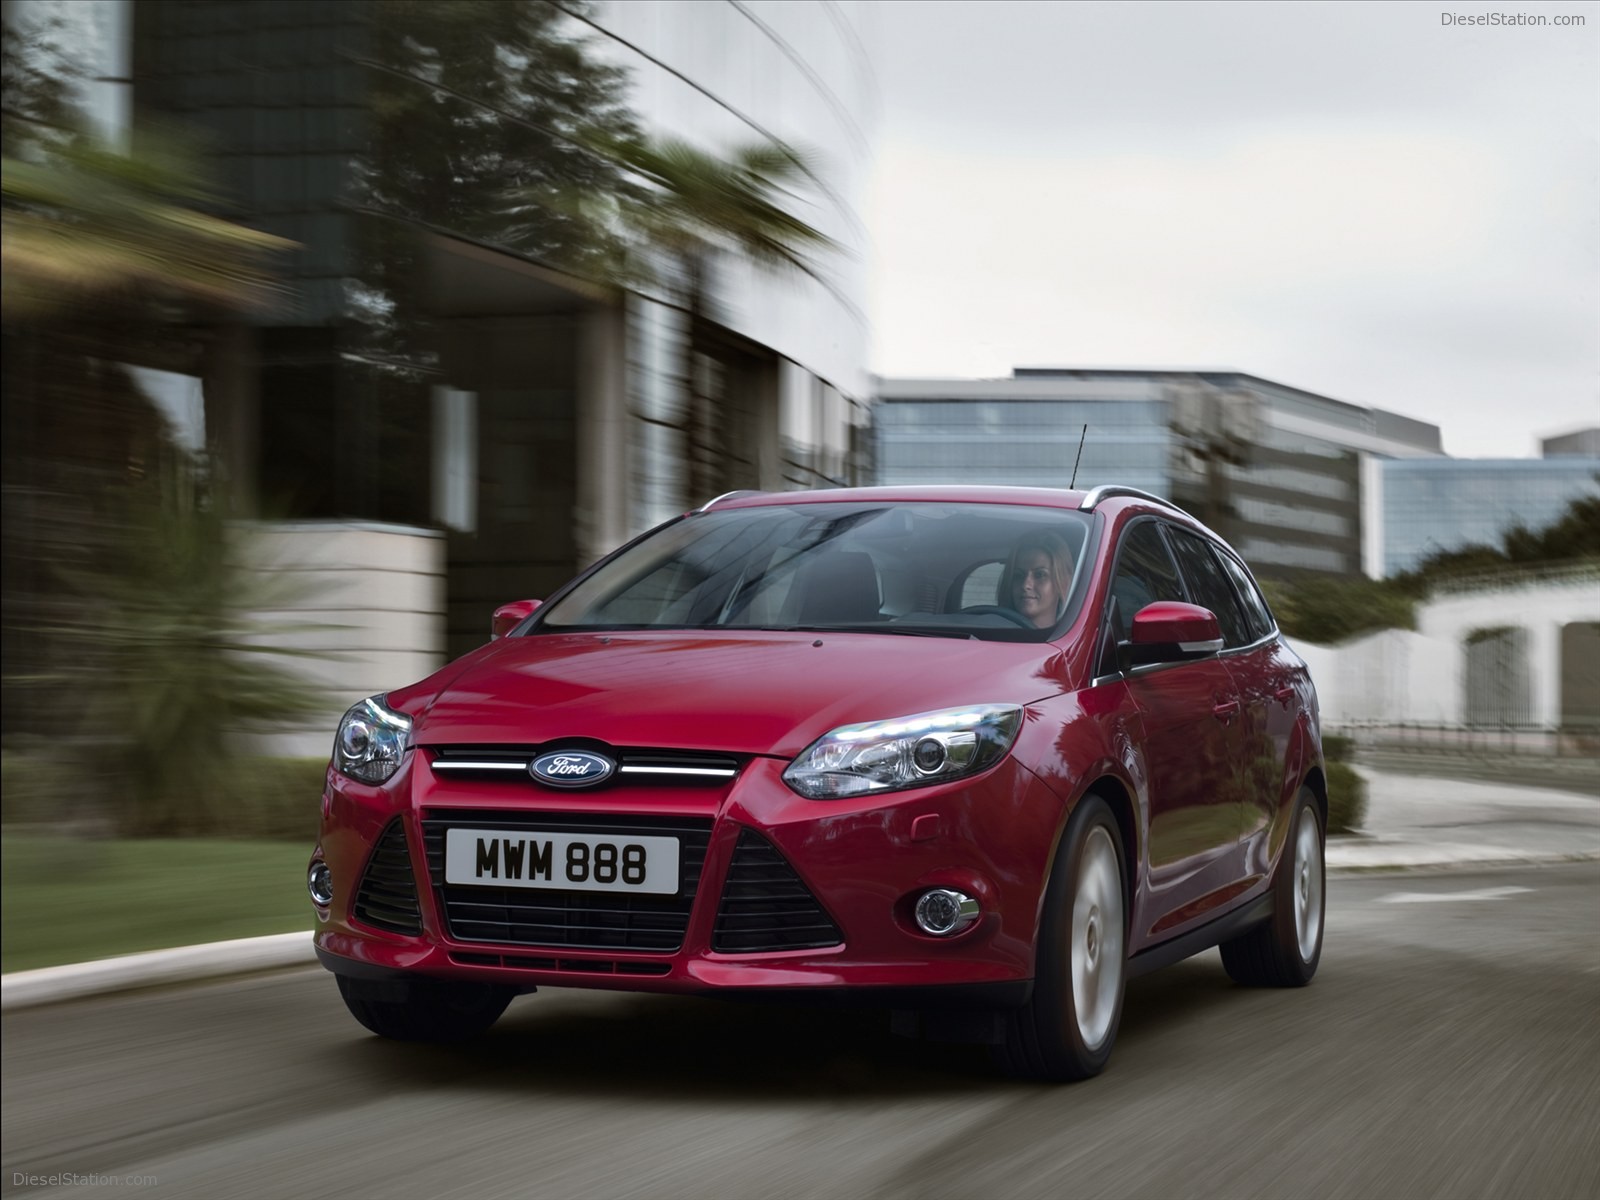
[{"x1": 311, "y1": 485, "x2": 1326, "y2": 1080}]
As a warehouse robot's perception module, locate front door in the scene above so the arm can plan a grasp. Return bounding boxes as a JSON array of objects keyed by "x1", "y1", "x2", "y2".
[{"x1": 1106, "y1": 519, "x2": 1248, "y2": 946}]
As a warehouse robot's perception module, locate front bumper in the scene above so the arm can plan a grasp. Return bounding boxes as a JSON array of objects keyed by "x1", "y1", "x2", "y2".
[{"x1": 312, "y1": 751, "x2": 1065, "y2": 1001}]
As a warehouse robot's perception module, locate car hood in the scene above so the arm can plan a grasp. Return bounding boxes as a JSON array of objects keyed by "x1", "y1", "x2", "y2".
[{"x1": 398, "y1": 630, "x2": 1068, "y2": 758}]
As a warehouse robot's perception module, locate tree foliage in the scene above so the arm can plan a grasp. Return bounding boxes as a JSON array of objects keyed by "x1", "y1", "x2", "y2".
[
  {"x1": 2, "y1": 131, "x2": 292, "y2": 320},
  {"x1": 560, "y1": 132, "x2": 841, "y2": 500},
  {"x1": 49, "y1": 457, "x2": 330, "y2": 836},
  {"x1": 1262, "y1": 574, "x2": 1418, "y2": 647},
  {"x1": 583, "y1": 135, "x2": 840, "y2": 291},
  {"x1": 359, "y1": 0, "x2": 637, "y2": 258},
  {"x1": 1267, "y1": 483, "x2": 1600, "y2": 645},
  {"x1": 348, "y1": 0, "x2": 640, "y2": 367},
  {"x1": 1, "y1": 9, "x2": 77, "y2": 151},
  {"x1": 3, "y1": 17, "x2": 318, "y2": 832}
]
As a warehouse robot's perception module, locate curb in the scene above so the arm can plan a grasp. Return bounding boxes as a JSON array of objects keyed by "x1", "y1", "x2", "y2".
[
  {"x1": 1327, "y1": 846, "x2": 1600, "y2": 873},
  {"x1": 1, "y1": 932, "x2": 316, "y2": 1012},
  {"x1": 1324, "y1": 844, "x2": 1600, "y2": 876},
  {"x1": 4, "y1": 852, "x2": 1597, "y2": 1012}
]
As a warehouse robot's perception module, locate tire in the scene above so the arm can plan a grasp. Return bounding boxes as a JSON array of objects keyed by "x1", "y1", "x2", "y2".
[
  {"x1": 1220, "y1": 786, "x2": 1324, "y2": 987},
  {"x1": 998, "y1": 794, "x2": 1127, "y2": 1081},
  {"x1": 336, "y1": 975, "x2": 514, "y2": 1042}
]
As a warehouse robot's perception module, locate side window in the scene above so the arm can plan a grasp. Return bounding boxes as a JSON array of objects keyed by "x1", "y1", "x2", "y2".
[
  {"x1": 1108, "y1": 521, "x2": 1187, "y2": 640},
  {"x1": 960, "y1": 561, "x2": 1004, "y2": 609},
  {"x1": 1216, "y1": 551, "x2": 1275, "y2": 642},
  {"x1": 1167, "y1": 529, "x2": 1252, "y2": 648}
]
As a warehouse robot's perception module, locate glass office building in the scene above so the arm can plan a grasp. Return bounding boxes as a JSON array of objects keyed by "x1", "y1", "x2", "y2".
[
  {"x1": 1378, "y1": 458, "x2": 1600, "y2": 577},
  {"x1": 874, "y1": 394, "x2": 1172, "y2": 495},
  {"x1": 877, "y1": 370, "x2": 1442, "y2": 578},
  {"x1": 588, "y1": 1, "x2": 874, "y2": 528},
  {"x1": 114, "y1": 0, "x2": 873, "y2": 656}
]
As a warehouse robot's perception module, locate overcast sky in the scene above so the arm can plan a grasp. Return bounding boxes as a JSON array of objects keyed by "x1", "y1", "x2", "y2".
[{"x1": 863, "y1": 0, "x2": 1598, "y2": 457}]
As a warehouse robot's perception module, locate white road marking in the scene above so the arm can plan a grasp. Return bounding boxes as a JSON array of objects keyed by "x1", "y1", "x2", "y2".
[{"x1": 1378, "y1": 886, "x2": 1534, "y2": 904}]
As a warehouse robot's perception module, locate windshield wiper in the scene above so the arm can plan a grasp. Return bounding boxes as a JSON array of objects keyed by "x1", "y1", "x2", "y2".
[{"x1": 771, "y1": 624, "x2": 966, "y2": 639}]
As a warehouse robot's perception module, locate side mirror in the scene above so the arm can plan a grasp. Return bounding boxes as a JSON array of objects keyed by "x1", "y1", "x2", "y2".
[
  {"x1": 1120, "y1": 602, "x2": 1222, "y2": 669},
  {"x1": 491, "y1": 599, "x2": 542, "y2": 640}
]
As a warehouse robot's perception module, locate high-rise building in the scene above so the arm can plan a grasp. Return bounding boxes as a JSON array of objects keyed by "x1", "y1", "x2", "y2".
[
  {"x1": 1375, "y1": 456, "x2": 1600, "y2": 577},
  {"x1": 1541, "y1": 427, "x2": 1600, "y2": 458},
  {"x1": 875, "y1": 369, "x2": 1442, "y2": 578},
  {"x1": 24, "y1": 0, "x2": 875, "y2": 657}
]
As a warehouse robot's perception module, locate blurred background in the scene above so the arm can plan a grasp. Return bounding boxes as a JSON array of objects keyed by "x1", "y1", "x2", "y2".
[
  {"x1": 1, "y1": 7, "x2": 1597, "y2": 1198},
  {"x1": 2, "y1": 0, "x2": 879, "y2": 858},
  {"x1": 0, "y1": 0, "x2": 1595, "y2": 958}
]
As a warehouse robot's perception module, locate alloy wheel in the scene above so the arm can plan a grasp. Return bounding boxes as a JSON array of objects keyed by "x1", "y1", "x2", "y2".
[
  {"x1": 1293, "y1": 815, "x2": 1323, "y2": 963},
  {"x1": 1071, "y1": 825, "x2": 1124, "y2": 1050}
]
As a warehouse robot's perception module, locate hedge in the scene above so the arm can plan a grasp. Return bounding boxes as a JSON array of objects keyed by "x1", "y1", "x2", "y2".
[
  {"x1": 1325, "y1": 761, "x2": 1368, "y2": 834},
  {"x1": 2, "y1": 751, "x2": 327, "y2": 842}
]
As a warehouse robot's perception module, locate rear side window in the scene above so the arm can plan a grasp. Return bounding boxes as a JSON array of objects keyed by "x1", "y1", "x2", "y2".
[
  {"x1": 1107, "y1": 520, "x2": 1186, "y2": 640},
  {"x1": 959, "y1": 561, "x2": 1004, "y2": 609},
  {"x1": 1216, "y1": 551, "x2": 1275, "y2": 642},
  {"x1": 1166, "y1": 528, "x2": 1253, "y2": 648}
]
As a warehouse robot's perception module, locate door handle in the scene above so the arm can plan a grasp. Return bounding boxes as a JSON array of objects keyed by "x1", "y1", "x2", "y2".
[
  {"x1": 1212, "y1": 700, "x2": 1240, "y2": 722},
  {"x1": 1274, "y1": 686, "x2": 1295, "y2": 703}
]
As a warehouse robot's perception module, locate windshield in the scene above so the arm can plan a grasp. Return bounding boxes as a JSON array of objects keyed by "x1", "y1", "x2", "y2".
[{"x1": 534, "y1": 501, "x2": 1095, "y2": 641}]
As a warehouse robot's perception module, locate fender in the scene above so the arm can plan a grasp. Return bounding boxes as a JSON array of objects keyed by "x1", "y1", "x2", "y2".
[{"x1": 1010, "y1": 684, "x2": 1150, "y2": 960}]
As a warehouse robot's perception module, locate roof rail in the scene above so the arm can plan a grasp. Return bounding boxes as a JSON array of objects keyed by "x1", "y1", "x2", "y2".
[
  {"x1": 693, "y1": 490, "x2": 766, "y2": 513},
  {"x1": 1076, "y1": 485, "x2": 1188, "y2": 514}
]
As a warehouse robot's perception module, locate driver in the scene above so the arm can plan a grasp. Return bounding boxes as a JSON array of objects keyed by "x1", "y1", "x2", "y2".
[{"x1": 1001, "y1": 530, "x2": 1074, "y2": 629}]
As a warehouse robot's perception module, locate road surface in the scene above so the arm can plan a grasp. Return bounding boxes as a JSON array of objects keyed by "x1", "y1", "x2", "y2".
[{"x1": 4, "y1": 865, "x2": 1597, "y2": 1199}]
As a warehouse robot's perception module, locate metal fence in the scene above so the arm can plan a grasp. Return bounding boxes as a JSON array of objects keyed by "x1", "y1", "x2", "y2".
[{"x1": 1330, "y1": 721, "x2": 1600, "y2": 759}]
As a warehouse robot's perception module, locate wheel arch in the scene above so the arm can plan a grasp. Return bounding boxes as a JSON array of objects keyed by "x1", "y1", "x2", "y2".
[
  {"x1": 1067, "y1": 771, "x2": 1140, "y2": 924},
  {"x1": 1301, "y1": 764, "x2": 1329, "y2": 831}
]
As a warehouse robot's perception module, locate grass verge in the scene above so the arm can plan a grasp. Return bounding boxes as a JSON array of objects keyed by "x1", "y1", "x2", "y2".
[{"x1": 2, "y1": 834, "x2": 315, "y2": 974}]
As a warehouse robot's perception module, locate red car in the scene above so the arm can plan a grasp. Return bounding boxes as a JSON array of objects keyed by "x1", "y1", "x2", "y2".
[{"x1": 310, "y1": 485, "x2": 1325, "y2": 1080}]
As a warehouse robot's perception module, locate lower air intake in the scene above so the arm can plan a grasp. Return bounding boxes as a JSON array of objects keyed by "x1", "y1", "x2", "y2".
[
  {"x1": 353, "y1": 820, "x2": 423, "y2": 935},
  {"x1": 712, "y1": 829, "x2": 843, "y2": 953}
]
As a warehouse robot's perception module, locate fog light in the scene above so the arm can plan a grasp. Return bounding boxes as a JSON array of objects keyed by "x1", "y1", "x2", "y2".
[
  {"x1": 307, "y1": 860, "x2": 333, "y2": 908},
  {"x1": 914, "y1": 888, "x2": 979, "y2": 936}
]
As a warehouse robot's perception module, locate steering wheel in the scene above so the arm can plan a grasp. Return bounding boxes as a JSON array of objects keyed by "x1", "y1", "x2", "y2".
[{"x1": 959, "y1": 604, "x2": 1037, "y2": 629}]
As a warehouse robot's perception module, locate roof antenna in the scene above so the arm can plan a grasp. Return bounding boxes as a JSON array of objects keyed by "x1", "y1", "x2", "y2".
[{"x1": 1070, "y1": 424, "x2": 1088, "y2": 488}]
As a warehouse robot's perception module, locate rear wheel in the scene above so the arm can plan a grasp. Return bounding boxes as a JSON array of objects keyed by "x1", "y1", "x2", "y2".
[
  {"x1": 1220, "y1": 786, "x2": 1324, "y2": 987},
  {"x1": 336, "y1": 975, "x2": 514, "y2": 1042},
  {"x1": 998, "y1": 794, "x2": 1126, "y2": 1081}
]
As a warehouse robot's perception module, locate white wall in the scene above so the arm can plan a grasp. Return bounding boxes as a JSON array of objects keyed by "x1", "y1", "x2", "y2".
[
  {"x1": 1292, "y1": 628, "x2": 1458, "y2": 727},
  {"x1": 1294, "y1": 568, "x2": 1600, "y2": 730},
  {"x1": 238, "y1": 522, "x2": 448, "y2": 757}
]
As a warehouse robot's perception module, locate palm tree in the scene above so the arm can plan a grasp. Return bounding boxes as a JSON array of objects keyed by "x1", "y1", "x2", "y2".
[
  {"x1": 1, "y1": 131, "x2": 291, "y2": 320},
  {"x1": 562, "y1": 134, "x2": 842, "y2": 502},
  {"x1": 3, "y1": 128, "x2": 310, "y2": 830}
]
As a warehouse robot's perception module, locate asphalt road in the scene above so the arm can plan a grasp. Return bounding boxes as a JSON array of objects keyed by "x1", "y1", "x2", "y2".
[{"x1": 4, "y1": 865, "x2": 1598, "y2": 1200}]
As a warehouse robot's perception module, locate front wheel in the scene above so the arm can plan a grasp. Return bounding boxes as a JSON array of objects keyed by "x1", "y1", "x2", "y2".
[
  {"x1": 1220, "y1": 786, "x2": 1324, "y2": 987},
  {"x1": 336, "y1": 975, "x2": 515, "y2": 1042},
  {"x1": 998, "y1": 794, "x2": 1127, "y2": 1081}
]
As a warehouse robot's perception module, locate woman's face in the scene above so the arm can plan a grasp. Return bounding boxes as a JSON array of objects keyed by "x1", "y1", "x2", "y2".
[{"x1": 1011, "y1": 550, "x2": 1059, "y2": 628}]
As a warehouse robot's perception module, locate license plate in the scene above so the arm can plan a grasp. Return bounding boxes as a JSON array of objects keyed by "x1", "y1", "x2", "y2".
[{"x1": 444, "y1": 828, "x2": 680, "y2": 895}]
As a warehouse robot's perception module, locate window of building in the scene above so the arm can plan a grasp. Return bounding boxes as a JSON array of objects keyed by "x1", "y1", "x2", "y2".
[{"x1": 1235, "y1": 497, "x2": 1350, "y2": 537}]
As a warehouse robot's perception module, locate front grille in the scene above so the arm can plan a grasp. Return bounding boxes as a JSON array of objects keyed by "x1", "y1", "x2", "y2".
[
  {"x1": 422, "y1": 811, "x2": 714, "y2": 952},
  {"x1": 429, "y1": 746, "x2": 743, "y2": 786},
  {"x1": 448, "y1": 952, "x2": 671, "y2": 977},
  {"x1": 712, "y1": 829, "x2": 843, "y2": 953},
  {"x1": 353, "y1": 820, "x2": 423, "y2": 935}
]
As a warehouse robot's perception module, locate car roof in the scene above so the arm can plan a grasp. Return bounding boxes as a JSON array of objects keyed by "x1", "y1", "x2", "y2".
[
  {"x1": 699, "y1": 484, "x2": 1191, "y2": 520},
  {"x1": 700, "y1": 485, "x2": 1089, "y2": 511}
]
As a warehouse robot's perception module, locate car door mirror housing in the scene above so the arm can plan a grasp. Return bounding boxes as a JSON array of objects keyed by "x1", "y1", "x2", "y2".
[
  {"x1": 491, "y1": 598, "x2": 542, "y2": 640},
  {"x1": 1120, "y1": 601, "x2": 1223, "y2": 668}
]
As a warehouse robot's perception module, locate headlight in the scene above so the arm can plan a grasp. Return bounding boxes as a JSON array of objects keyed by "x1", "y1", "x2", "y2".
[
  {"x1": 333, "y1": 695, "x2": 412, "y2": 784},
  {"x1": 783, "y1": 704, "x2": 1023, "y2": 799}
]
